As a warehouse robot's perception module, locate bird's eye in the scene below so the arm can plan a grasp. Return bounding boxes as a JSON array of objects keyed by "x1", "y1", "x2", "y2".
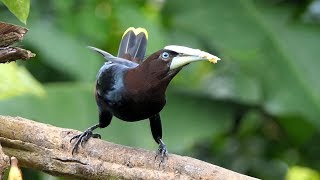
[{"x1": 161, "y1": 52, "x2": 170, "y2": 60}]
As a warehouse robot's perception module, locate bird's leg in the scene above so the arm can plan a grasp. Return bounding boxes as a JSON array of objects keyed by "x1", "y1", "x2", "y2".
[
  {"x1": 70, "y1": 124, "x2": 100, "y2": 155},
  {"x1": 149, "y1": 114, "x2": 168, "y2": 165},
  {"x1": 70, "y1": 109, "x2": 112, "y2": 155},
  {"x1": 155, "y1": 138, "x2": 168, "y2": 163}
]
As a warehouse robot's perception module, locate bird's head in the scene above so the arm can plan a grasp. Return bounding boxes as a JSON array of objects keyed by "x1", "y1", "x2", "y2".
[
  {"x1": 89, "y1": 27, "x2": 220, "y2": 95},
  {"x1": 122, "y1": 45, "x2": 221, "y2": 96},
  {"x1": 138, "y1": 45, "x2": 220, "y2": 83}
]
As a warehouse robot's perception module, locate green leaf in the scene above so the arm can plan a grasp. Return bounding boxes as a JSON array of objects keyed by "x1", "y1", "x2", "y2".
[
  {"x1": 0, "y1": 63, "x2": 45, "y2": 99},
  {"x1": 1, "y1": 0, "x2": 30, "y2": 24},
  {"x1": 162, "y1": 0, "x2": 320, "y2": 133},
  {"x1": 0, "y1": 83, "x2": 232, "y2": 152},
  {"x1": 286, "y1": 166, "x2": 320, "y2": 180}
]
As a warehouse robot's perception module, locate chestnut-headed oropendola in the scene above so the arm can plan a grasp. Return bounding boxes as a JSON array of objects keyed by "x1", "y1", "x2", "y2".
[{"x1": 70, "y1": 27, "x2": 220, "y2": 163}]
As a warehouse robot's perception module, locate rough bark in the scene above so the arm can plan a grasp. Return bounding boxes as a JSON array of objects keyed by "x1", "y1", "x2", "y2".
[{"x1": 0, "y1": 116, "x2": 259, "y2": 180}]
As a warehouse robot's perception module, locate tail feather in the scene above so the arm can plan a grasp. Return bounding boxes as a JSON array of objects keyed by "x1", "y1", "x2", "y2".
[{"x1": 117, "y1": 27, "x2": 148, "y2": 63}]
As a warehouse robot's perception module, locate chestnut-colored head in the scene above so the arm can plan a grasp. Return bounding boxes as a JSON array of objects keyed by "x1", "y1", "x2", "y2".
[
  {"x1": 124, "y1": 45, "x2": 220, "y2": 96},
  {"x1": 124, "y1": 49, "x2": 180, "y2": 96}
]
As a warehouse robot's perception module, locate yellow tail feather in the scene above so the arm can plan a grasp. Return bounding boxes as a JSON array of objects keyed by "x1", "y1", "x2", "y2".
[{"x1": 122, "y1": 27, "x2": 148, "y2": 40}]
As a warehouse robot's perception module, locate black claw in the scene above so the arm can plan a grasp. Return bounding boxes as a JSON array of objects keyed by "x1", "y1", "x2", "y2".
[
  {"x1": 70, "y1": 134, "x2": 80, "y2": 143},
  {"x1": 71, "y1": 132, "x2": 88, "y2": 155},
  {"x1": 70, "y1": 126, "x2": 100, "y2": 155},
  {"x1": 80, "y1": 136, "x2": 87, "y2": 148},
  {"x1": 155, "y1": 139, "x2": 168, "y2": 166}
]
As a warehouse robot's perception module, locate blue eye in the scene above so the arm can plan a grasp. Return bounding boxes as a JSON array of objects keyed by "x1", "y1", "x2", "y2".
[{"x1": 161, "y1": 52, "x2": 170, "y2": 60}]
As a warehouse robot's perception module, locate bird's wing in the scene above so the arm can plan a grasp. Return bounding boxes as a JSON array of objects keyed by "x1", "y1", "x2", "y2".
[{"x1": 117, "y1": 27, "x2": 148, "y2": 64}]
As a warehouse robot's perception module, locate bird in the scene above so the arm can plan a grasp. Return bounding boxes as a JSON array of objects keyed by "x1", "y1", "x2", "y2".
[{"x1": 70, "y1": 27, "x2": 220, "y2": 162}]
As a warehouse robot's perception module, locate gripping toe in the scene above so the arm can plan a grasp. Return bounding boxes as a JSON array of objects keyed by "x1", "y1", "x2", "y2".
[
  {"x1": 70, "y1": 124, "x2": 100, "y2": 155},
  {"x1": 155, "y1": 139, "x2": 168, "y2": 166}
]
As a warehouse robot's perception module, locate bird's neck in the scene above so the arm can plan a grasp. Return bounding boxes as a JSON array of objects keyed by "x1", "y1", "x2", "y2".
[{"x1": 124, "y1": 66, "x2": 170, "y2": 97}]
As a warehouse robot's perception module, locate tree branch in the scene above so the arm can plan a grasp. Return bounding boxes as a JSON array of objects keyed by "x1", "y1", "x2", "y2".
[{"x1": 0, "y1": 116, "x2": 258, "y2": 180}]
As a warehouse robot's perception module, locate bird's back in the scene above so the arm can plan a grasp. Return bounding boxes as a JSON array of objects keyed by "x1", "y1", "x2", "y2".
[
  {"x1": 95, "y1": 28, "x2": 162, "y2": 121},
  {"x1": 96, "y1": 27, "x2": 149, "y2": 100}
]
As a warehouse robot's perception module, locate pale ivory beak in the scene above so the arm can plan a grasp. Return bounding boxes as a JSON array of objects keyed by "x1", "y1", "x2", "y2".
[{"x1": 164, "y1": 45, "x2": 221, "y2": 70}]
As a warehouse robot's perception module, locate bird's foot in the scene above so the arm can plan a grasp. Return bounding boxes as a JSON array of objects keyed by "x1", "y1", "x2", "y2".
[
  {"x1": 155, "y1": 139, "x2": 168, "y2": 166},
  {"x1": 70, "y1": 124, "x2": 100, "y2": 155}
]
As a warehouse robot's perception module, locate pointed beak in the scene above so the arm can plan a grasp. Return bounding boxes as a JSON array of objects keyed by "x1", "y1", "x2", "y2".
[{"x1": 164, "y1": 45, "x2": 221, "y2": 70}]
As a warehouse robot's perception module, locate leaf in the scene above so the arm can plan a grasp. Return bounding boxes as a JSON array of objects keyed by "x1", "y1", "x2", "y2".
[
  {"x1": 162, "y1": 0, "x2": 320, "y2": 133},
  {"x1": 0, "y1": 83, "x2": 232, "y2": 152},
  {"x1": 286, "y1": 166, "x2": 320, "y2": 180},
  {"x1": 1, "y1": 0, "x2": 30, "y2": 24},
  {"x1": 0, "y1": 21, "x2": 28, "y2": 47},
  {"x1": 0, "y1": 63, "x2": 44, "y2": 99}
]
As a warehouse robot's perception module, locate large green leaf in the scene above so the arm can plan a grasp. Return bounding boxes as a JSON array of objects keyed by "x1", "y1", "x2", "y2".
[
  {"x1": 286, "y1": 166, "x2": 320, "y2": 180},
  {"x1": 0, "y1": 63, "x2": 44, "y2": 99},
  {"x1": 162, "y1": 0, "x2": 320, "y2": 134},
  {"x1": 0, "y1": 83, "x2": 231, "y2": 152},
  {"x1": 1, "y1": 0, "x2": 30, "y2": 24}
]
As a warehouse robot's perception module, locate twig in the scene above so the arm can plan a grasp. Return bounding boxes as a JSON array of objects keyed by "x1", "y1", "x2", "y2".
[{"x1": 0, "y1": 116, "x2": 259, "y2": 180}]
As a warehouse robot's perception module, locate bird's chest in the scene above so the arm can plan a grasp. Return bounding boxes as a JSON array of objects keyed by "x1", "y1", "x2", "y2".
[
  {"x1": 97, "y1": 64, "x2": 166, "y2": 121},
  {"x1": 107, "y1": 87, "x2": 166, "y2": 121}
]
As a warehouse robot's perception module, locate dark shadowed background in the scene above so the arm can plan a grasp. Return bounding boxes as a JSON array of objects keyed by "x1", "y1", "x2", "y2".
[{"x1": 1, "y1": 0, "x2": 320, "y2": 179}]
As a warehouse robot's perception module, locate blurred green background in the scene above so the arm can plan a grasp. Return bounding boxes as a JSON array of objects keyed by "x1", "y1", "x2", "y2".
[{"x1": 1, "y1": 0, "x2": 320, "y2": 179}]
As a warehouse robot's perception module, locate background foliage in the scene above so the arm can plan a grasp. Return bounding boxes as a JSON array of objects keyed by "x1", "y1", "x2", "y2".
[{"x1": 1, "y1": 0, "x2": 320, "y2": 179}]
